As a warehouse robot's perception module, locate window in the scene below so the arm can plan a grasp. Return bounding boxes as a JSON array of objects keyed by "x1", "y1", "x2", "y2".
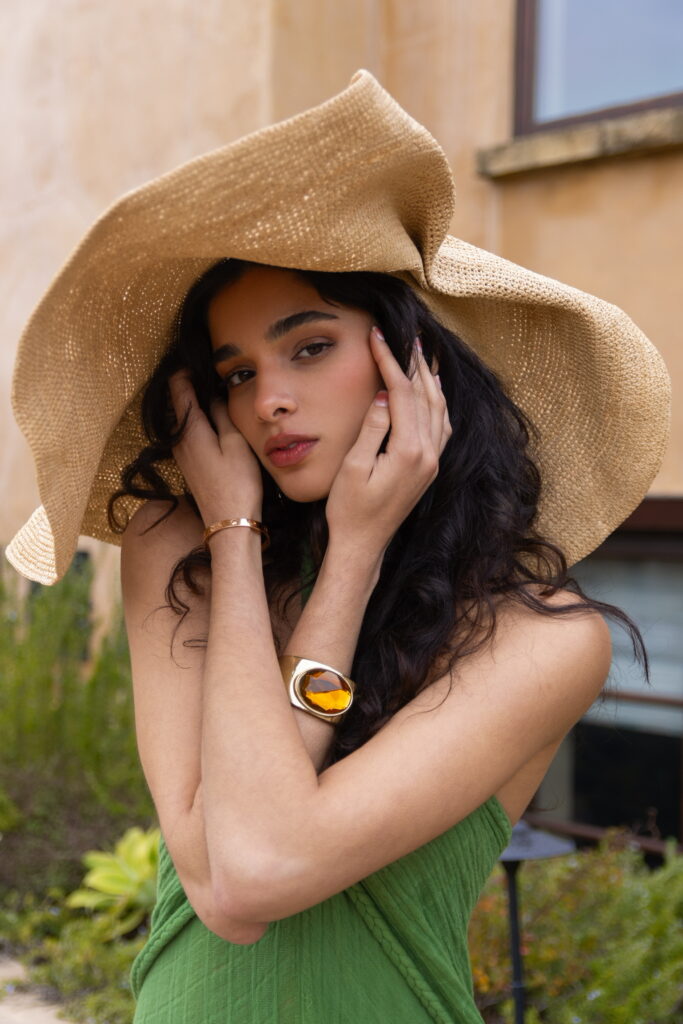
[
  {"x1": 535, "y1": 499, "x2": 683, "y2": 842},
  {"x1": 516, "y1": 0, "x2": 683, "y2": 134}
]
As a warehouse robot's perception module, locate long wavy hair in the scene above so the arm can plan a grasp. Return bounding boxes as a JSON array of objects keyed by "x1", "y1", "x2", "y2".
[{"x1": 109, "y1": 259, "x2": 647, "y2": 768}]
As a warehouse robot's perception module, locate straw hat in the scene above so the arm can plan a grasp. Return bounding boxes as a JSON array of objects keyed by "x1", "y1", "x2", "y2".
[{"x1": 6, "y1": 69, "x2": 671, "y2": 585}]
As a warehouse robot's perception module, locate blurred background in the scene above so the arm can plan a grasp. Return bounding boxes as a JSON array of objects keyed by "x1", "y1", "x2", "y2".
[{"x1": 1, "y1": 1, "x2": 682, "y2": 1019}]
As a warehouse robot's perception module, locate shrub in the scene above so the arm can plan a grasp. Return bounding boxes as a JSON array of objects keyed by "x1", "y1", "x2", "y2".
[
  {"x1": 469, "y1": 834, "x2": 683, "y2": 1022},
  {"x1": 0, "y1": 826, "x2": 159, "y2": 1024},
  {"x1": 0, "y1": 559, "x2": 155, "y2": 895},
  {"x1": 66, "y1": 826, "x2": 160, "y2": 939},
  {"x1": 18, "y1": 912, "x2": 144, "y2": 1024}
]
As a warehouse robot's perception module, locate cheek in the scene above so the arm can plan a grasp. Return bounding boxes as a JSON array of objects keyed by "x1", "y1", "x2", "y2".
[
  {"x1": 332, "y1": 350, "x2": 384, "y2": 402},
  {"x1": 223, "y1": 396, "x2": 255, "y2": 446},
  {"x1": 327, "y1": 353, "x2": 384, "y2": 446}
]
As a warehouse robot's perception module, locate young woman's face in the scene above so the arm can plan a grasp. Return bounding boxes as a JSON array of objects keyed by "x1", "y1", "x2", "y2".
[{"x1": 208, "y1": 266, "x2": 384, "y2": 502}]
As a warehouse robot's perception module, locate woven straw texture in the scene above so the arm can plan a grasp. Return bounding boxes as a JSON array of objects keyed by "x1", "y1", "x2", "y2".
[{"x1": 6, "y1": 69, "x2": 671, "y2": 584}]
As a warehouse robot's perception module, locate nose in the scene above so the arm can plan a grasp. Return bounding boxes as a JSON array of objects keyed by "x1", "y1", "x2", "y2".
[{"x1": 253, "y1": 367, "x2": 298, "y2": 422}]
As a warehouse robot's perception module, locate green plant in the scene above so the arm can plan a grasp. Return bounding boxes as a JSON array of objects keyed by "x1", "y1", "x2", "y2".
[
  {"x1": 23, "y1": 915, "x2": 144, "y2": 1024},
  {"x1": 0, "y1": 783, "x2": 22, "y2": 832},
  {"x1": 469, "y1": 834, "x2": 683, "y2": 1022},
  {"x1": 0, "y1": 855, "x2": 149, "y2": 1024},
  {"x1": 0, "y1": 559, "x2": 155, "y2": 896},
  {"x1": 66, "y1": 826, "x2": 160, "y2": 939}
]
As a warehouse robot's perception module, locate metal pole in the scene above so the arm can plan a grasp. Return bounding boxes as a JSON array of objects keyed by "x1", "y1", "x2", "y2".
[{"x1": 502, "y1": 859, "x2": 525, "y2": 1024}]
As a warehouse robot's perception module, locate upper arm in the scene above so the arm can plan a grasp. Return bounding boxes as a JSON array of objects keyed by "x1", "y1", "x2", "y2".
[
  {"x1": 121, "y1": 500, "x2": 268, "y2": 943},
  {"x1": 237, "y1": 596, "x2": 611, "y2": 921},
  {"x1": 323, "y1": 596, "x2": 611, "y2": 852},
  {"x1": 329, "y1": 597, "x2": 611, "y2": 870},
  {"x1": 121, "y1": 499, "x2": 208, "y2": 839}
]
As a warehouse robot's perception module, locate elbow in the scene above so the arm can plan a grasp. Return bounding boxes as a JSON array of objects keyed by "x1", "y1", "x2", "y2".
[
  {"x1": 205, "y1": 911, "x2": 269, "y2": 946},
  {"x1": 212, "y1": 846, "x2": 303, "y2": 925},
  {"x1": 186, "y1": 876, "x2": 270, "y2": 945}
]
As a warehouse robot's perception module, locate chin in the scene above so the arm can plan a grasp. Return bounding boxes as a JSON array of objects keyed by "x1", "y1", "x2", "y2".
[
  {"x1": 278, "y1": 481, "x2": 331, "y2": 504},
  {"x1": 264, "y1": 467, "x2": 332, "y2": 504},
  {"x1": 262, "y1": 450, "x2": 340, "y2": 504}
]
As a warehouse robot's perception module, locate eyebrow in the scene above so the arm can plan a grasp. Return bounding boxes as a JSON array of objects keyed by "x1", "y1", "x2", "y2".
[{"x1": 212, "y1": 310, "x2": 339, "y2": 364}]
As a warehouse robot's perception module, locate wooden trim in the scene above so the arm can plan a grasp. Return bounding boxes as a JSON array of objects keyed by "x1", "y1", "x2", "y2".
[
  {"x1": 520, "y1": 90, "x2": 683, "y2": 137},
  {"x1": 619, "y1": 497, "x2": 683, "y2": 532},
  {"x1": 601, "y1": 688, "x2": 683, "y2": 710},
  {"x1": 582, "y1": 499, "x2": 683, "y2": 561},
  {"x1": 514, "y1": 0, "x2": 683, "y2": 136},
  {"x1": 591, "y1": 534, "x2": 683, "y2": 562},
  {"x1": 523, "y1": 812, "x2": 682, "y2": 856},
  {"x1": 514, "y1": 0, "x2": 537, "y2": 136}
]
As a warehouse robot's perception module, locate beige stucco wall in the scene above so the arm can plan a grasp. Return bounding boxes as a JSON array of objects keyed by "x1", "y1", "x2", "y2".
[
  {"x1": 0, "y1": 0, "x2": 272, "y2": 551},
  {"x1": 2, "y1": 0, "x2": 680, "y2": 584},
  {"x1": 495, "y1": 150, "x2": 683, "y2": 494}
]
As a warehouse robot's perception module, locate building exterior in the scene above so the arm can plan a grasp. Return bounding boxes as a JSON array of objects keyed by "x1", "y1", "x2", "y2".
[{"x1": 2, "y1": 1, "x2": 682, "y2": 835}]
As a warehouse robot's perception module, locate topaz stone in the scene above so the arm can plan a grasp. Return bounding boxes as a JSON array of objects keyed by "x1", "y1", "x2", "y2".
[{"x1": 300, "y1": 669, "x2": 352, "y2": 713}]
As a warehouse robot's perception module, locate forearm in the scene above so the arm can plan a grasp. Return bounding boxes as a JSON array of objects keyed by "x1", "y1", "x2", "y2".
[
  {"x1": 284, "y1": 536, "x2": 382, "y2": 673},
  {"x1": 200, "y1": 528, "x2": 382, "y2": 910}
]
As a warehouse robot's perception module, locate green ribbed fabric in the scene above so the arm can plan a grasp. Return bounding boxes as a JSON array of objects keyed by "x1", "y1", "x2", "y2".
[
  {"x1": 131, "y1": 558, "x2": 511, "y2": 1022},
  {"x1": 132, "y1": 797, "x2": 509, "y2": 1023}
]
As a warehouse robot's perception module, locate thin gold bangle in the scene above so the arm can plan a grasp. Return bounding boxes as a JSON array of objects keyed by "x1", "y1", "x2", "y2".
[{"x1": 203, "y1": 518, "x2": 270, "y2": 550}]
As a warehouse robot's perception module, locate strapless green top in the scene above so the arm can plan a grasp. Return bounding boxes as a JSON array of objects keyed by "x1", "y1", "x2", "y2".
[
  {"x1": 131, "y1": 559, "x2": 511, "y2": 1022},
  {"x1": 131, "y1": 797, "x2": 509, "y2": 1023}
]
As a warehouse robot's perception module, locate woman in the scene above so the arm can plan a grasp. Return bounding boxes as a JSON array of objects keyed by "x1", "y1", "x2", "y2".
[
  {"x1": 118, "y1": 256, "x2": 638, "y2": 1022},
  {"x1": 7, "y1": 72, "x2": 669, "y2": 1021}
]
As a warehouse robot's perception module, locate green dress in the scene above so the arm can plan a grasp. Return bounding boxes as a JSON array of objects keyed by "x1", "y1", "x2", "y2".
[
  {"x1": 131, "y1": 797, "x2": 510, "y2": 1023},
  {"x1": 131, "y1": 564, "x2": 512, "y2": 1022}
]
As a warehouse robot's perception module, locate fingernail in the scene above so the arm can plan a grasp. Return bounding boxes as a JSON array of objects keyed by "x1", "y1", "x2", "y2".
[
  {"x1": 373, "y1": 326, "x2": 385, "y2": 342},
  {"x1": 436, "y1": 374, "x2": 442, "y2": 389},
  {"x1": 415, "y1": 337, "x2": 423, "y2": 353},
  {"x1": 374, "y1": 390, "x2": 389, "y2": 406}
]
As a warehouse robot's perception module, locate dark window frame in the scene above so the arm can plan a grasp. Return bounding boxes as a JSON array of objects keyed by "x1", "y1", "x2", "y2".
[
  {"x1": 587, "y1": 497, "x2": 683, "y2": 563},
  {"x1": 515, "y1": 0, "x2": 683, "y2": 136}
]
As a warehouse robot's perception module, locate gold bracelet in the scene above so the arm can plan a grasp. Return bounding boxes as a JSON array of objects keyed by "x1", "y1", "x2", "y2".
[{"x1": 203, "y1": 518, "x2": 270, "y2": 550}]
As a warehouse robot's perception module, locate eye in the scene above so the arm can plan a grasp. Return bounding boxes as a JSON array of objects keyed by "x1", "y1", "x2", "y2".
[
  {"x1": 295, "y1": 340, "x2": 333, "y2": 359},
  {"x1": 222, "y1": 367, "x2": 254, "y2": 390}
]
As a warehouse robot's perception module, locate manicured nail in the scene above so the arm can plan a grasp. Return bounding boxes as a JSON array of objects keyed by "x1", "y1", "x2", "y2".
[
  {"x1": 373, "y1": 326, "x2": 385, "y2": 342},
  {"x1": 415, "y1": 337, "x2": 423, "y2": 353},
  {"x1": 436, "y1": 374, "x2": 442, "y2": 389},
  {"x1": 374, "y1": 390, "x2": 389, "y2": 406}
]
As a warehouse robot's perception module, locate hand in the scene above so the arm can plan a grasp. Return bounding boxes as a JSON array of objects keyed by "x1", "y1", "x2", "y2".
[
  {"x1": 324, "y1": 328, "x2": 452, "y2": 557},
  {"x1": 168, "y1": 371, "x2": 263, "y2": 525}
]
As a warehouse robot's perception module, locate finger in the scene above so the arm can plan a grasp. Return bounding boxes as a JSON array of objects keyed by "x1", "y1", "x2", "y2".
[
  {"x1": 168, "y1": 370, "x2": 195, "y2": 428},
  {"x1": 414, "y1": 343, "x2": 448, "y2": 454},
  {"x1": 369, "y1": 328, "x2": 421, "y2": 452},
  {"x1": 343, "y1": 390, "x2": 391, "y2": 476},
  {"x1": 210, "y1": 397, "x2": 238, "y2": 438},
  {"x1": 411, "y1": 340, "x2": 434, "y2": 444},
  {"x1": 168, "y1": 372, "x2": 216, "y2": 452},
  {"x1": 440, "y1": 398, "x2": 452, "y2": 455}
]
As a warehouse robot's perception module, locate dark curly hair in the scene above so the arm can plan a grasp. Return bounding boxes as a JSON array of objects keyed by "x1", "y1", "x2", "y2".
[{"x1": 109, "y1": 258, "x2": 647, "y2": 769}]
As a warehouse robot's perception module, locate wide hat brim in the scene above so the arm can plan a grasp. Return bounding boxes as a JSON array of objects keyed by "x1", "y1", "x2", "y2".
[{"x1": 6, "y1": 69, "x2": 671, "y2": 584}]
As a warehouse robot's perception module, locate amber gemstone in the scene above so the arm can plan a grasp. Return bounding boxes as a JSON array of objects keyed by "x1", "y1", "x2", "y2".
[{"x1": 300, "y1": 669, "x2": 352, "y2": 713}]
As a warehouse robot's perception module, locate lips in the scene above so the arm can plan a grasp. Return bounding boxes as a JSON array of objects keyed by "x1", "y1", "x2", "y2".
[
  {"x1": 264, "y1": 433, "x2": 318, "y2": 456},
  {"x1": 265, "y1": 436, "x2": 319, "y2": 468}
]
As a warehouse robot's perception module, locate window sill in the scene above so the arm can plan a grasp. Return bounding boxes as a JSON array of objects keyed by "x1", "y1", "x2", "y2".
[{"x1": 477, "y1": 106, "x2": 683, "y2": 179}]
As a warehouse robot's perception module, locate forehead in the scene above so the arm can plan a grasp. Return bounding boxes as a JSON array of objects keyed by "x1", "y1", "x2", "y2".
[{"x1": 207, "y1": 266, "x2": 332, "y2": 347}]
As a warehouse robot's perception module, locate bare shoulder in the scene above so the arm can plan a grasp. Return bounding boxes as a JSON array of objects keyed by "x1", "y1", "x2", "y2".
[
  {"x1": 122, "y1": 498, "x2": 203, "y2": 558},
  {"x1": 121, "y1": 498, "x2": 203, "y2": 577},
  {"x1": 414, "y1": 584, "x2": 612, "y2": 732},
  {"x1": 120, "y1": 498, "x2": 208, "y2": 633},
  {"x1": 480, "y1": 583, "x2": 612, "y2": 711},
  {"x1": 496, "y1": 584, "x2": 612, "y2": 658}
]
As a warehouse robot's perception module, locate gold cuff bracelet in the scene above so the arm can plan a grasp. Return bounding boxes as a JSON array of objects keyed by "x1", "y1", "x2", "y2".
[{"x1": 278, "y1": 655, "x2": 355, "y2": 723}]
